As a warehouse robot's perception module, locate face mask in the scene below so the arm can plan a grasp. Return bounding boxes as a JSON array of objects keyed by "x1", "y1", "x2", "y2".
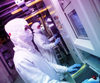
[
  {"x1": 40, "y1": 25, "x2": 45, "y2": 31},
  {"x1": 19, "y1": 28, "x2": 33, "y2": 42}
]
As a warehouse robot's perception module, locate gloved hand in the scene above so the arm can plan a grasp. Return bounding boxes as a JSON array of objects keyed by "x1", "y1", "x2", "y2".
[
  {"x1": 82, "y1": 78, "x2": 99, "y2": 83},
  {"x1": 53, "y1": 33, "x2": 58, "y2": 38},
  {"x1": 67, "y1": 64, "x2": 81, "y2": 73},
  {"x1": 54, "y1": 37, "x2": 61, "y2": 45}
]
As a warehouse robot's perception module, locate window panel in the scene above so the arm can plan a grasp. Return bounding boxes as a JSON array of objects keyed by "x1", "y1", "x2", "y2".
[{"x1": 68, "y1": 10, "x2": 88, "y2": 39}]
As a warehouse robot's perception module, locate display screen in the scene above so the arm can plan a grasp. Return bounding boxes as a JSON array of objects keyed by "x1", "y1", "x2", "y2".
[{"x1": 68, "y1": 10, "x2": 88, "y2": 39}]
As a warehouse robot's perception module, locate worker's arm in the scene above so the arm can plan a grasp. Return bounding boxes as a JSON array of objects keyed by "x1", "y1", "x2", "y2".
[
  {"x1": 14, "y1": 53, "x2": 69, "y2": 83},
  {"x1": 48, "y1": 62, "x2": 81, "y2": 74},
  {"x1": 42, "y1": 42, "x2": 56, "y2": 49},
  {"x1": 34, "y1": 34, "x2": 55, "y2": 50},
  {"x1": 34, "y1": 34, "x2": 60, "y2": 50},
  {"x1": 48, "y1": 34, "x2": 58, "y2": 42},
  {"x1": 48, "y1": 62, "x2": 68, "y2": 73},
  {"x1": 48, "y1": 36, "x2": 55, "y2": 42}
]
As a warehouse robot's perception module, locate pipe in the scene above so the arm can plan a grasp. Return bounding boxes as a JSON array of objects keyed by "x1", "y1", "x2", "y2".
[{"x1": 25, "y1": 6, "x2": 51, "y2": 20}]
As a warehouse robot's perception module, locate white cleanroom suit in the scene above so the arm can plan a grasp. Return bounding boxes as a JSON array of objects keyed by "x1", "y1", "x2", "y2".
[
  {"x1": 31, "y1": 22, "x2": 59, "y2": 63},
  {"x1": 5, "y1": 18, "x2": 70, "y2": 83}
]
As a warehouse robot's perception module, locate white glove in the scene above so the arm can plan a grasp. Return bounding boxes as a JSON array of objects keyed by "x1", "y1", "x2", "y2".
[
  {"x1": 54, "y1": 38, "x2": 60, "y2": 45},
  {"x1": 82, "y1": 77, "x2": 99, "y2": 83}
]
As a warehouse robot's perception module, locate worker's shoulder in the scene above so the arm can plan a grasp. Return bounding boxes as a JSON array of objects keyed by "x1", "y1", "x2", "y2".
[
  {"x1": 14, "y1": 50, "x2": 28, "y2": 59},
  {"x1": 15, "y1": 50, "x2": 28, "y2": 55},
  {"x1": 13, "y1": 50, "x2": 29, "y2": 64}
]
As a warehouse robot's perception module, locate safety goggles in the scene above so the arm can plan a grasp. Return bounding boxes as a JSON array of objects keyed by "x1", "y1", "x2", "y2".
[
  {"x1": 25, "y1": 25, "x2": 34, "y2": 34},
  {"x1": 25, "y1": 25, "x2": 31, "y2": 31}
]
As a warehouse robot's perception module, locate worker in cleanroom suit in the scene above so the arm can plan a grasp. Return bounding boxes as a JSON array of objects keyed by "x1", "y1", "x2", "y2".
[
  {"x1": 5, "y1": 18, "x2": 81, "y2": 83},
  {"x1": 31, "y1": 22, "x2": 59, "y2": 63}
]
